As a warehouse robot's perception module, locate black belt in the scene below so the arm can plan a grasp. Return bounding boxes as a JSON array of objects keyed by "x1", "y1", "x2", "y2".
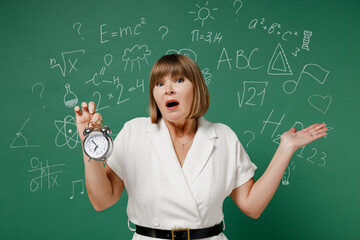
[{"x1": 135, "y1": 221, "x2": 224, "y2": 240}]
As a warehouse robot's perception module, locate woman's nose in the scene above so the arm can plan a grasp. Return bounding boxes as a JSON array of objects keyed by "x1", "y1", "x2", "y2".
[{"x1": 165, "y1": 84, "x2": 175, "y2": 95}]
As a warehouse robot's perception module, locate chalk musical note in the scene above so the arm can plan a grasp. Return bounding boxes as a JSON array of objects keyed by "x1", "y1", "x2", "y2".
[
  {"x1": 283, "y1": 63, "x2": 330, "y2": 94},
  {"x1": 69, "y1": 179, "x2": 85, "y2": 199}
]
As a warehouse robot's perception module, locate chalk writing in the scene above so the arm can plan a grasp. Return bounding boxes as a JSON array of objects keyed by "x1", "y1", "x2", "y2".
[
  {"x1": 243, "y1": 130, "x2": 255, "y2": 149},
  {"x1": 10, "y1": 118, "x2": 40, "y2": 149},
  {"x1": 73, "y1": 22, "x2": 84, "y2": 40},
  {"x1": 191, "y1": 29, "x2": 223, "y2": 44},
  {"x1": 249, "y1": 17, "x2": 298, "y2": 41},
  {"x1": 158, "y1": 26, "x2": 169, "y2": 40},
  {"x1": 217, "y1": 48, "x2": 263, "y2": 70},
  {"x1": 28, "y1": 157, "x2": 65, "y2": 192},
  {"x1": 32, "y1": 82, "x2": 46, "y2": 109},
  {"x1": 50, "y1": 50, "x2": 85, "y2": 77},
  {"x1": 260, "y1": 109, "x2": 285, "y2": 139},
  {"x1": 237, "y1": 81, "x2": 268, "y2": 107},
  {"x1": 233, "y1": 0, "x2": 243, "y2": 15},
  {"x1": 100, "y1": 18, "x2": 146, "y2": 44},
  {"x1": 297, "y1": 146, "x2": 327, "y2": 167}
]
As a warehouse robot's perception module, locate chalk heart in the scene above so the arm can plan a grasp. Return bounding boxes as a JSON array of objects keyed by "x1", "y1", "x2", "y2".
[{"x1": 308, "y1": 95, "x2": 332, "y2": 114}]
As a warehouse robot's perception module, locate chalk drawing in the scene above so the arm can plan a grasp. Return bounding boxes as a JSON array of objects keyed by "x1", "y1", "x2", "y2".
[
  {"x1": 54, "y1": 115, "x2": 80, "y2": 149},
  {"x1": 122, "y1": 44, "x2": 151, "y2": 71},
  {"x1": 283, "y1": 63, "x2": 329, "y2": 94},
  {"x1": 10, "y1": 118, "x2": 40, "y2": 148},
  {"x1": 69, "y1": 179, "x2": 85, "y2": 199},
  {"x1": 281, "y1": 163, "x2": 295, "y2": 185},
  {"x1": 267, "y1": 43, "x2": 293, "y2": 75},
  {"x1": 28, "y1": 157, "x2": 65, "y2": 192},
  {"x1": 302, "y1": 30, "x2": 312, "y2": 51},
  {"x1": 50, "y1": 50, "x2": 85, "y2": 77},
  {"x1": 189, "y1": 1, "x2": 218, "y2": 27},
  {"x1": 308, "y1": 95, "x2": 332, "y2": 114},
  {"x1": 166, "y1": 48, "x2": 198, "y2": 62},
  {"x1": 202, "y1": 68, "x2": 212, "y2": 85},
  {"x1": 64, "y1": 84, "x2": 78, "y2": 108}
]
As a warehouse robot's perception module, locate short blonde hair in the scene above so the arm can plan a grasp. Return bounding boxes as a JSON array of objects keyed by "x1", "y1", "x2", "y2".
[{"x1": 149, "y1": 54, "x2": 210, "y2": 123}]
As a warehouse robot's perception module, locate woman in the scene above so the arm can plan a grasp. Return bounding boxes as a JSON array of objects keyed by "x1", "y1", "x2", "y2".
[{"x1": 74, "y1": 54, "x2": 327, "y2": 240}]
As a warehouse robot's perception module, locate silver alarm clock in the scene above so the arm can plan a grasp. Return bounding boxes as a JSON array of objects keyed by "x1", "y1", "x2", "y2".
[{"x1": 83, "y1": 123, "x2": 113, "y2": 162}]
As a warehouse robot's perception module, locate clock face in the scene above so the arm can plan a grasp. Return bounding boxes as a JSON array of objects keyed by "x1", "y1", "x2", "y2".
[{"x1": 84, "y1": 132, "x2": 109, "y2": 159}]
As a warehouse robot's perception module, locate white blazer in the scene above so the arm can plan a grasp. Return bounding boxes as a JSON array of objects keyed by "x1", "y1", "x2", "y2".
[{"x1": 106, "y1": 117, "x2": 257, "y2": 240}]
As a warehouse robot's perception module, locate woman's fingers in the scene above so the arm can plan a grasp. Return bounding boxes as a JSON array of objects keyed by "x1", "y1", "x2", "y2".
[
  {"x1": 90, "y1": 113, "x2": 103, "y2": 129},
  {"x1": 74, "y1": 105, "x2": 81, "y2": 116},
  {"x1": 302, "y1": 123, "x2": 319, "y2": 132},
  {"x1": 88, "y1": 101, "x2": 95, "y2": 114}
]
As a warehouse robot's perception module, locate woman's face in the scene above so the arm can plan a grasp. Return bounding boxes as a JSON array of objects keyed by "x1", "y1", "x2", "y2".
[{"x1": 153, "y1": 74, "x2": 194, "y2": 124}]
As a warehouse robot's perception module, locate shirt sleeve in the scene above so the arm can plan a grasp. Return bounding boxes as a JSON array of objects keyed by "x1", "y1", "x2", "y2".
[
  {"x1": 105, "y1": 122, "x2": 128, "y2": 180},
  {"x1": 233, "y1": 139, "x2": 257, "y2": 189}
]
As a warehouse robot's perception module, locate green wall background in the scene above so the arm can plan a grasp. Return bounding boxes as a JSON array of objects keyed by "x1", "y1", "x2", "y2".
[{"x1": 1, "y1": 0, "x2": 359, "y2": 239}]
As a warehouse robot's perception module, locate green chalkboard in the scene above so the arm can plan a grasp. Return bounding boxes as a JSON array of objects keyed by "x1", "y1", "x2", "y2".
[{"x1": 1, "y1": 0, "x2": 359, "y2": 239}]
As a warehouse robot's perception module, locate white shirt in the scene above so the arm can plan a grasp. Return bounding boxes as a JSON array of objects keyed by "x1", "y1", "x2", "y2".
[{"x1": 106, "y1": 117, "x2": 257, "y2": 240}]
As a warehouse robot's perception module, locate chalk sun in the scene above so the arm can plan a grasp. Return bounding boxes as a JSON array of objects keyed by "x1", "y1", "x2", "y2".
[{"x1": 188, "y1": 1, "x2": 218, "y2": 27}]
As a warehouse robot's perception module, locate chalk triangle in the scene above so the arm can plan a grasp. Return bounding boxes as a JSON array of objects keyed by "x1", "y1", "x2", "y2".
[{"x1": 268, "y1": 43, "x2": 293, "y2": 75}]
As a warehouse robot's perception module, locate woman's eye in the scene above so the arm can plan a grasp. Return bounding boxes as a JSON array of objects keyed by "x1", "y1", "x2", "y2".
[
  {"x1": 156, "y1": 82, "x2": 164, "y2": 87},
  {"x1": 176, "y1": 78, "x2": 184, "y2": 83}
]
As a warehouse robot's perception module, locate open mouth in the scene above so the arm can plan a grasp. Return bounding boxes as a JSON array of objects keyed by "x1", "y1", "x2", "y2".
[{"x1": 166, "y1": 100, "x2": 179, "y2": 109}]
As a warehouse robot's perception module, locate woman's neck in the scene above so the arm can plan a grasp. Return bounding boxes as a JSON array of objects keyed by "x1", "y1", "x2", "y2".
[{"x1": 164, "y1": 118, "x2": 197, "y2": 138}]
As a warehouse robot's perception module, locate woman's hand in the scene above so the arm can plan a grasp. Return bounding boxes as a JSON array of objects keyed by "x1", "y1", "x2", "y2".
[
  {"x1": 74, "y1": 101, "x2": 103, "y2": 142},
  {"x1": 280, "y1": 123, "x2": 328, "y2": 152}
]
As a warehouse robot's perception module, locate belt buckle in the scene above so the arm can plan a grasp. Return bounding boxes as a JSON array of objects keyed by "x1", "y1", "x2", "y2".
[{"x1": 171, "y1": 228, "x2": 190, "y2": 240}]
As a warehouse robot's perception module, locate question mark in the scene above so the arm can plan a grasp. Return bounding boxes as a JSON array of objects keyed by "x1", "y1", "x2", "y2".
[
  {"x1": 243, "y1": 130, "x2": 255, "y2": 149},
  {"x1": 158, "y1": 26, "x2": 169, "y2": 40},
  {"x1": 32, "y1": 83, "x2": 45, "y2": 109},
  {"x1": 73, "y1": 22, "x2": 84, "y2": 40},
  {"x1": 233, "y1": 0, "x2": 243, "y2": 15}
]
